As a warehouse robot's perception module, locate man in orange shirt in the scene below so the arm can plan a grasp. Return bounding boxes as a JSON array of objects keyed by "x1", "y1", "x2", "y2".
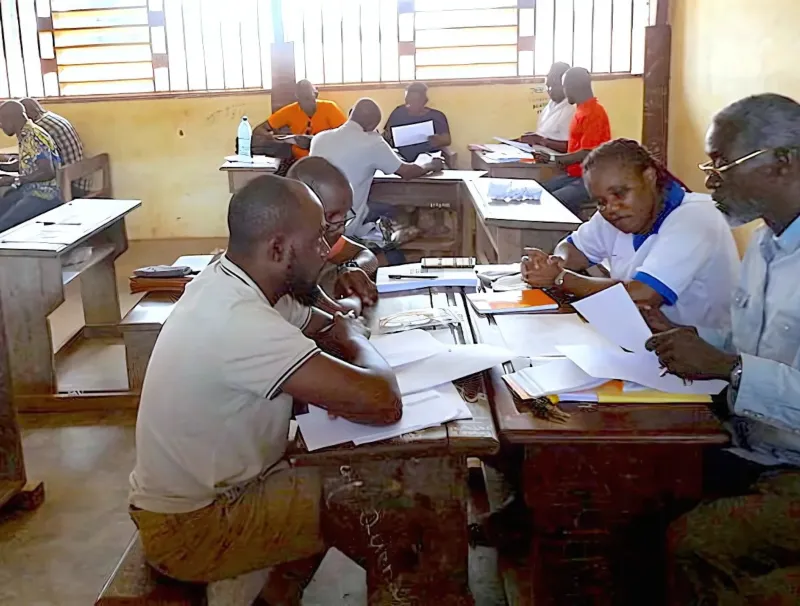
[
  {"x1": 253, "y1": 79, "x2": 347, "y2": 162},
  {"x1": 533, "y1": 67, "x2": 611, "y2": 215}
]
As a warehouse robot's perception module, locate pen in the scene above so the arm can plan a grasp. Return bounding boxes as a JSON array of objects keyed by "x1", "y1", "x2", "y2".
[
  {"x1": 659, "y1": 367, "x2": 669, "y2": 377},
  {"x1": 388, "y1": 274, "x2": 439, "y2": 280},
  {"x1": 318, "y1": 310, "x2": 356, "y2": 334}
]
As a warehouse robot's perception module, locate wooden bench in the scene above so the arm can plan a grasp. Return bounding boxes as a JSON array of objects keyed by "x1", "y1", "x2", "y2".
[
  {"x1": 58, "y1": 153, "x2": 113, "y2": 202},
  {"x1": 119, "y1": 293, "x2": 179, "y2": 391},
  {"x1": 95, "y1": 532, "x2": 204, "y2": 606}
]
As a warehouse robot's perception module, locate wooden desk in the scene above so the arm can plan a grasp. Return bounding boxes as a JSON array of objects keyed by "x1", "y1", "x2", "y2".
[
  {"x1": 470, "y1": 308, "x2": 728, "y2": 606},
  {"x1": 369, "y1": 170, "x2": 486, "y2": 259},
  {"x1": 287, "y1": 288, "x2": 498, "y2": 604},
  {"x1": 219, "y1": 158, "x2": 280, "y2": 194},
  {"x1": 0, "y1": 199, "x2": 141, "y2": 410},
  {"x1": 465, "y1": 178, "x2": 582, "y2": 263},
  {"x1": 471, "y1": 149, "x2": 561, "y2": 182}
]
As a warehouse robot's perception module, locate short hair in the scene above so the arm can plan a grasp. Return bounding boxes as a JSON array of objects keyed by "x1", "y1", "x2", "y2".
[
  {"x1": 227, "y1": 174, "x2": 304, "y2": 255},
  {"x1": 286, "y1": 156, "x2": 350, "y2": 202},
  {"x1": 583, "y1": 138, "x2": 673, "y2": 190},
  {"x1": 406, "y1": 82, "x2": 428, "y2": 96},
  {"x1": 714, "y1": 93, "x2": 800, "y2": 151}
]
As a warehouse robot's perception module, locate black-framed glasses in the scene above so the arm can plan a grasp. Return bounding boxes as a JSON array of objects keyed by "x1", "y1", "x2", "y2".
[{"x1": 325, "y1": 209, "x2": 356, "y2": 233}]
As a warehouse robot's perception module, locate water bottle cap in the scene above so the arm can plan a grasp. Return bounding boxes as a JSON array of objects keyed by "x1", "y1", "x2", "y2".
[{"x1": 242, "y1": 116, "x2": 248, "y2": 121}]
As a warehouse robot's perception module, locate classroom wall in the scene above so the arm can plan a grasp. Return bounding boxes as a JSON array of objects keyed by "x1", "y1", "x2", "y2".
[
  {"x1": 669, "y1": 0, "x2": 800, "y2": 191},
  {"x1": 1, "y1": 77, "x2": 642, "y2": 239}
]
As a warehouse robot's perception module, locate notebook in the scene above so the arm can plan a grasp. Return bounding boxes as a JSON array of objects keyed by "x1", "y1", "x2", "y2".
[{"x1": 466, "y1": 289, "x2": 559, "y2": 315}]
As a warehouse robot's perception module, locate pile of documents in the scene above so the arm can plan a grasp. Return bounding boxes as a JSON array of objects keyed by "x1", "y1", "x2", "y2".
[
  {"x1": 487, "y1": 179, "x2": 543, "y2": 202},
  {"x1": 129, "y1": 254, "x2": 214, "y2": 295},
  {"x1": 500, "y1": 284, "x2": 728, "y2": 401},
  {"x1": 296, "y1": 329, "x2": 514, "y2": 451},
  {"x1": 376, "y1": 263, "x2": 480, "y2": 294}
]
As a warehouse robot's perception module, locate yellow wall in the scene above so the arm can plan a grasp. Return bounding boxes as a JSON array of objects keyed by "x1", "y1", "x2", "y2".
[
  {"x1": 5, "y1": 78, "x2": 642, "y2": 239},
  {"x1": 669, "y1": 0, "x2": 800, "y2": 191}
]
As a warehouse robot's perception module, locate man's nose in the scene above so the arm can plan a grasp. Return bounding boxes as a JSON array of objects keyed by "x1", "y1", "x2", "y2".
[{"x1": 705, "y1": 171, "x2": 722, "y2": 191}]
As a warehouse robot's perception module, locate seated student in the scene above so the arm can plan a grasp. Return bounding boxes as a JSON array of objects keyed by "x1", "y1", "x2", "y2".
[
  {"x1": 522, "y1": 138, "x2": 739, "y2": 330},
  {"x1": 645, "y1": 94, "x2": 800, "y2": 606},
  {"x1": 310, "y1": 98, "x2": 444, "y2": 241},
  {"x1": 519, "y1": 62, "x2": 575, "y2": 152},
  {"x1": 532, "y1": 67, "x2": 611, "y2": 215},
  {"x1": 0, "y1": 100, "x2": 62, "y2": 233},
  {"x1": 129, "y1": 175, "x2": 401, "y2": 605},
  {"x1": 21, "y1": 98, "x2": 89, "y2": 199},
  {"x1": 383, "y1": 82, "x2": 451, "y2": 162},
  {"x1": 286, "y1": 156, "x2": 379, "y2": 316},
  {"x1": 253, "y1": 79, "x2": 347, "y2": 164}
]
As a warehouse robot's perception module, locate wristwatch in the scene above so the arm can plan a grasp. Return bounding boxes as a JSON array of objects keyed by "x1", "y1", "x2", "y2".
[
  {"x1": 554, "y1": 268, "x2": 568, "y2": 287},
  {"x1": 730, "y1": 356, "x2": 743, "y2": 391},
  {"x1": 549, "y1": 153, "x2": 557, "y2": 163},
  {"x1": 338, "y1": 260, "x2": 359, "y2": 273}
]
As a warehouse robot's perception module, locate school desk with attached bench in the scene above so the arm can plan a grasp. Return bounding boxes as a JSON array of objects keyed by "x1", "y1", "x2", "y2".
[
  {"x1": 468, "y1": 305, "x2": 729, "y2": 606},
  {"x1": 220, "y1": 162, "x2": 582, "y2": 263},
  {"x1": 0, "y1": 198, "x2": 141, "y2": 412},
  {"x1": 471, "y1": 149, "x2": 562, "y2": 181},
  {"x1": 97, "y1": 287, "x2": 499, "y2": 606}
]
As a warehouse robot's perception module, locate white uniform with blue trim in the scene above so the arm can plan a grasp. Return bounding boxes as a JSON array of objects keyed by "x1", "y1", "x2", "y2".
[{"x1": 567, "y1": 181, "x2": 740, "y2": 330}]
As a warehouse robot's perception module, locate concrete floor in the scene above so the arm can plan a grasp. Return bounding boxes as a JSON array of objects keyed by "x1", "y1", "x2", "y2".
[{"x1": 0, "y1": 240, "x2": 507, "y2": 606}]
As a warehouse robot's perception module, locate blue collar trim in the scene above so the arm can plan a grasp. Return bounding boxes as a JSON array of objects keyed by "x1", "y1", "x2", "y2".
[{"x1": 632, "y1": 180, "x2": 686, "y2": 251}]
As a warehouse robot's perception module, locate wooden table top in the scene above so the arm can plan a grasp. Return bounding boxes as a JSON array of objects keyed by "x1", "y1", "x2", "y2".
[
  {"x1": 287, "y1": 288, "x2": 500, "y2": 465},
  {"x1": 467, "y1": 302, "x2": 729, "y2": 446},
  {"x1": 372, "y1": 169, "x2": 486, "y2": 183},
  {"x1": 0, "y1": 198, "x2": 140, "y2": 257},
  {"x1": 465, "y1": 178, "x2": 582, "y2": 230}
]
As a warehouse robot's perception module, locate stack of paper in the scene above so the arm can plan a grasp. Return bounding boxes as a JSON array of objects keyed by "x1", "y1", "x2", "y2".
[
  {"x1": 295, "y1": 330, "x2": 515, "y2": 450},
  {"x1": 467, "y1": 289, "x2": 558, "y2": 315},
  {"x1": 503, "y1": 357, "x2": 607, "y2": 399},
  {"x1": 376, "y1": 263, "x2": 479, "y2": 294},
  {"x1": 297, "y1": 384, "x2": 471, "y2": 451},
  {"x1": 487, "y1": 179, "x2": 542, "y2": 202},
  {"x1": 494, "y1": 313, "x2": 616, "y2": 358}
]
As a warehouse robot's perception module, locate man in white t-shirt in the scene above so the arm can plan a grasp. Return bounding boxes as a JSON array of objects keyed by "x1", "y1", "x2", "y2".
[
  {"x1": 129, "y1": 175, "x2": 402, "y2": 604},
  {"x1": 310, "y1": 97, "x2": 444, "y2": 238},
  {"x1": 519, "y1": 62, "x2": 575, "y2": 152}
]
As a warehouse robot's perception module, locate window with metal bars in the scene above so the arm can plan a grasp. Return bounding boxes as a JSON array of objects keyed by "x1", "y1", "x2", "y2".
[{"x1": 0, "y1": 0, "x2": 656, "y2": 99}]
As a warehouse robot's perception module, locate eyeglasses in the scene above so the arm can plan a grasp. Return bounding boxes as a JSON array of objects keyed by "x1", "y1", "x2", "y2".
[
  {"x1": 698, "y1": 147, "x2": 788, "y2": 180},
  {"x1": 325, "y1": 209, "x2": 356, "y2": 233}
]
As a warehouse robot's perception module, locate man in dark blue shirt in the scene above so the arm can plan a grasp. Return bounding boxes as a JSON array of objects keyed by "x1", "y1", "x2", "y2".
[{"x1": 383, "y1": 82, "x2": 451, "y2": 162}]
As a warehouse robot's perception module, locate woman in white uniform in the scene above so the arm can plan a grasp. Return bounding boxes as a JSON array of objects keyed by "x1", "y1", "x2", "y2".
[{"x1": 522, "y1": 138, "x2": 739, "y2": 330}]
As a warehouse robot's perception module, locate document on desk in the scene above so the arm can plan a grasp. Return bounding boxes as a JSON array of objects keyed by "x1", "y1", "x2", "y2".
[
  {"x1": 376, "y1": 263, "x2": 479, "y2": 293},
  {"x1": 494, "y1": 313, "x2": 617, "y2": 358},
  {"x1": 370, "y1": 329, "x2": 448, "y2": 368},
  {"x1": 571, "y1": 283, "x2": 652, "y2": 353},
  {"x1": 296, "y1": 383, "x2": 471, "y2": 451},
  {"x1": 395, "y1": 343, "x2": 514, "y2": 395},
  {"x1": 392, "y1": 120, "x2": 435, "y2": 147},
  {"x1": 503, "y1": 357, "x2": 608, "y2": 398},
  {"x1": 493, "y1": 137, "x2": 534, "y2": 153},
  {"x1": 556, "y1": 345, "x2": 728, "y2": 395}
]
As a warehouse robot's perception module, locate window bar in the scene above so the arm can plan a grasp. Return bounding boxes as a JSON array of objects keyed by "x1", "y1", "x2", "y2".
[
  {"x1": 609, "y1": 0, "x2": 614, "y2": 73},
  {"x1": 628, "y1": 0, "x2": 635, "y2": 74},
  {"x1": 571, "y1": 0, "x2": 576, "y2": 67},
  {"x1": 35, "y1": 13, "x2": 54, "y2": 97},
  {"x1": 253, "y1": 0, "x2": 261, "y2": 87},
  {"x1": 149, "y1": 7, "x2": 168, "y2": 91},
  {"x1": 590, "y1": 0, "x2": 595, "y2": 72},
  {"x1": 318, "y1": 2, "x2": 325, "y2": 85}
]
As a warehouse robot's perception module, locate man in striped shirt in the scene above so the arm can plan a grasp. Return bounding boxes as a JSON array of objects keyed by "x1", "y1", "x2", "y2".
[{"x1": 21, "y1": 98, "x2": 90, "y2": 198}]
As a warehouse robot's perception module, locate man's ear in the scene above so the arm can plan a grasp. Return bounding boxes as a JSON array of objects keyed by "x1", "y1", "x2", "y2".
[
  {"x1": 264, "y1": 234, "x2": 288, "y2": 264},
  {"x1": 774, "y1": 147, "x2": 797, "y2": 177}
]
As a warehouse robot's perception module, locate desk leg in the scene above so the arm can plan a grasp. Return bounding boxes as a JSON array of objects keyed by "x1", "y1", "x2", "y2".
[
  {"x1": 324, "y1": 456, "x2": 473, "y2": 605},
  {"x1": 521, "y1": 443, "x2": 706, "y2": 606},
  {"x1": 81, "y1": 256, "x2": 121, "y2": 331},
  {"x1": 0, "y1": 257, "x2": 62, "y2": 395}
]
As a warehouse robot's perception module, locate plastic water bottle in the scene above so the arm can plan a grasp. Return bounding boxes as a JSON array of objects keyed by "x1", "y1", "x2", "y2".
[{"x1": 237, "y1": 116, "x2": 252, "y2": 158}]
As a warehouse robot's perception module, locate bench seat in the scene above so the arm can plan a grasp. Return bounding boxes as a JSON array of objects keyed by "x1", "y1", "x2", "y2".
[
  {"x1": 95, "y1": 532, "x2": 205, "y2": 606},
  {"x1": 119, "y1": 292, "x2": 178, "y2": 390}
]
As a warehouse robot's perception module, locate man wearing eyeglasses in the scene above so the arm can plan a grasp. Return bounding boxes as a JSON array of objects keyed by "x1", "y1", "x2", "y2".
[
  {"x1": 287, "y1": 157, "x2": 378, "y2": 316},
  {"x1": 644, "y1": 94, "x2": 800, "y2": 606}
]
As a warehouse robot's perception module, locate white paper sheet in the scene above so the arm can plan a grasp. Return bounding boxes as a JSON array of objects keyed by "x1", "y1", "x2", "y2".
[
  {"x1": 571, "y1": 283, "x2": 653, "y2": 353},
  {"x1": 494, "y1": 313, "x2": 617, "y2": 359},
  {"x1": 493, "y1": 137, "x2": 534, "y2": 153},
  {"x1": 376, "y1": 263, "x2": 478, "y2": 294},
  {"x1": 486, "y1": 179, "x2": 542, "y2": 202},
  {"x1": 556, "y1": 345, "x2": 728, "y2": 395},
  {"x1": 370, "y1": 330, "x2": 448, "y2": 368},
  {"x1": 296, "y1": 384, "x2": 470, "y2": 451},
  {"x1": 504, "y1": 357, "x2": 607, "y2": 398},
  {"x1": 395, "y1": 343, "x2": 514, "y2": 395},
  {"x1": 392, "y1": 120, "x2": 435, "y2": 147}
]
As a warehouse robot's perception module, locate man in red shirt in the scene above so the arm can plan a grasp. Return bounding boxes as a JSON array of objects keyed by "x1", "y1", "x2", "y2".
[{"x1": 533, "y1": 67, "x2": 611, "y2": 215}]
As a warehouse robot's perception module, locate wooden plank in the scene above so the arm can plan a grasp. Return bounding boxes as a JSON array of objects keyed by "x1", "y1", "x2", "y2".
[
  {"x1": 15, "y1": 391, "x2": 140, "y2": 413},
  {"x1": 641, "y1": 24, "x2": 671, "y2": 163}
]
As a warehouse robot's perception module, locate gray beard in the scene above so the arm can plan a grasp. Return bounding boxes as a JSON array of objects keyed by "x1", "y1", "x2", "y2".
[{"x1": 716, "y1": 198, "x2": 763, "y2": 227}]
